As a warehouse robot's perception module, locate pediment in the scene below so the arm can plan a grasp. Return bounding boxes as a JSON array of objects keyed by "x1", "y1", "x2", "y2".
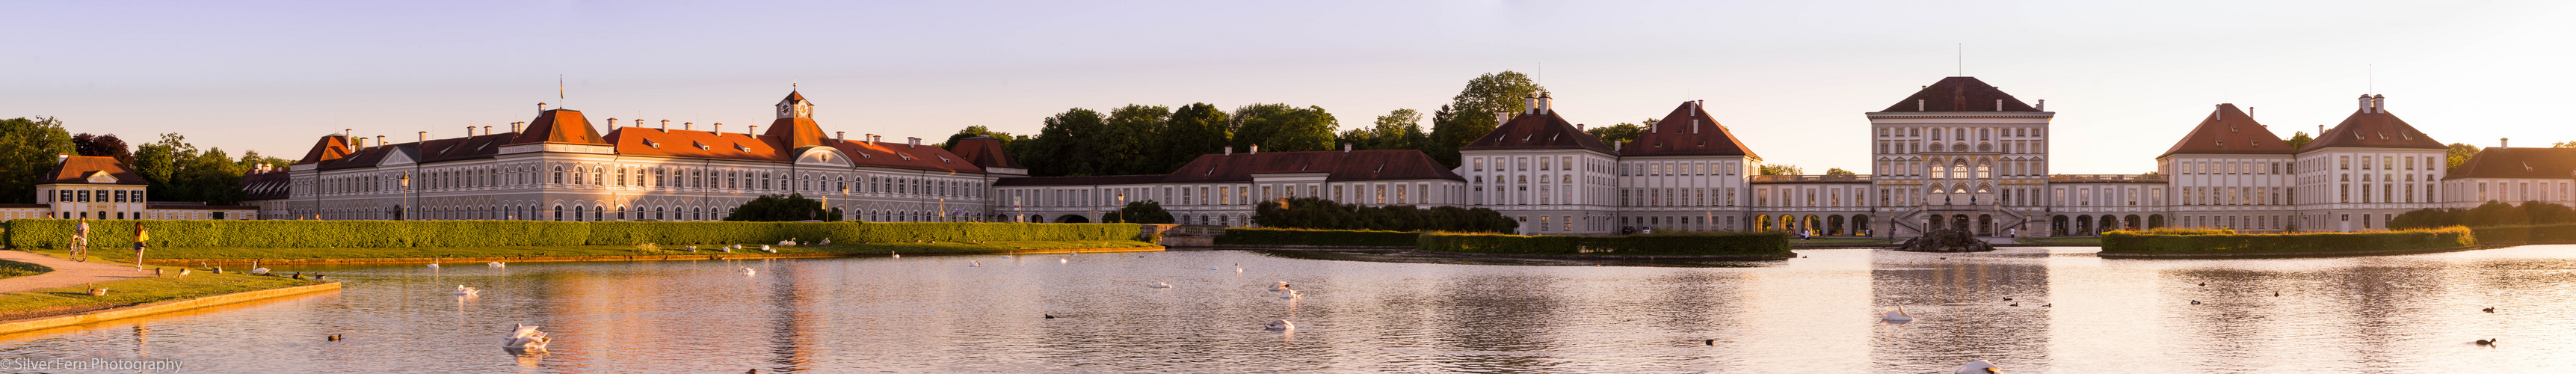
[
  {"x1": 794, "y1": 147, "x2": 853, "y2": 167},
  {"x1": 380, "y1": 150, "x2": 416, "y2": 166},
  {"x1": 85, "y1": 171, "x2": 117, "y2": 183}
]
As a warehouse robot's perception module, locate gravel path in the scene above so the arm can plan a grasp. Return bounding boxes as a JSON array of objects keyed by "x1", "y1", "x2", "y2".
[{"x1": 0, "y1": 251, "x2": 155, "y2": 293}]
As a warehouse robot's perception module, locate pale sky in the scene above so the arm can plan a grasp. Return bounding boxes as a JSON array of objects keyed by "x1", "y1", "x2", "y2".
[{"x1": 6, "y1": 1, "x2": 2571, "y2": 174}]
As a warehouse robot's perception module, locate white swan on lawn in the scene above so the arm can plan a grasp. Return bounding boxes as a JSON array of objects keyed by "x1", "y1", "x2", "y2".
[
  {"x1": 1880, "y1": 307, "x2": 1913, "y2": 322},
  {"x1": 503, "y1": 324, "x2": 551, "y2": 352},
  {"x1": 1265, "y1": 319, "x2": 1295, "y2": 331},
  {"x1": 759, "y1": 245, "x2": 777, "y2": 253},
  {"x1": 250, "y1": 268, "x2": 270, "y2": 275},
  {"x1": 452, "y1": 285, "x2": 478, "y2": 295}
]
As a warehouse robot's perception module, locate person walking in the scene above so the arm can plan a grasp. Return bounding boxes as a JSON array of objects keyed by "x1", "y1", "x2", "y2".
[
  {"x1": 71, "y1": 217, "x2": 92, "y2": 262},
  {"x1": 131, "y1": 222, "x2": 150, "y2": 271}
]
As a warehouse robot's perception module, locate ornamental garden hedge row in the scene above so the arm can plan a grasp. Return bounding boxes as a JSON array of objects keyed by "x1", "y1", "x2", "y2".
[
  {"x1": 1417, "y1": 231, "x2": 1792, "y2": 256},
  {"x1": 2465, "y1": 223, "x2": 2576, "y2": 244},
  {"x1": 2, "y1": 219, "x2": 1139, "y2": 250},
  {"x1": 2100, "y1": 226, "x2": 2476, "y2": 255},
  {"x1": 1214, "y1": 228, "x2": 1420, "y2": 247}
]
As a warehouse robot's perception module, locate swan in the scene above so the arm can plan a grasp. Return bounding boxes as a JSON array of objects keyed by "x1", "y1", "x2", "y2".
[
  {"x1": 1879, "y1": 307, "x2": 1913, "y2": 322},
  {"x1": 1264, "y1": 319, "x2": 1295, "y2": 331},
  {"x1": 1235, "y1": 263, "x2": 1243, "y2": 273},
  {"x1": 453, "y1": 285, "x2": 478, "y2": 295},
  {"x1": 687, "y1": 245, "x2": 699, "y2": 252},
  {"x1": 890, "y1": 251, "x2": 899, "y2": 259},
  {"x1": 1210, "y1": 266, "x2": 1222, "y2": 271},
  {"x1": 503, "y1": 324, "x2": 551, "y2": 351},
  {"x1": 1059, "y1": 258, "x2": 1068, "y2": 264},
  {"x1": 741, "y1": 267, "x2": 757, "y2": 276},
  {"x1": 428, "y1": 263, "x2": 440, "y2": 269},
  {"x1": 488, "y1": 262, "x2": 505, "y2": 268},
  {"x1": 1278, "y1": 289, "x2": 1303, "y2": 299},
  {"x1": 819, "y1": 238, "x2": 832, "y2": 245},
  {"x1": 759, "y1": 245, "x2": 777, "y2": 253},
  {"x1": 1149, "y1": 282, "x2": 1173, "y2": 289},
  {"x1": 1952, "y1": 360, "x2": 2000, "y2": 373},
  {"x1": 970, "y1": 261, "x2": 982, "y2": 267},
  {"x1": 1269, "y1": 281, "x2": 1292, "y2": 292},
  {"x1": 2190, "y1": 300, "x2": 2202, "y2": 305},
  {"x1": 250, "y1": 268, "x2": 270, "y2": 275}
]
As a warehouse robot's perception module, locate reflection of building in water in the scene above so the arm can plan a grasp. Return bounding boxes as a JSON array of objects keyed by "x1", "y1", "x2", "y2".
[{"x1": 1868, "y1": 254, "x2": 2051, "y2": 369}]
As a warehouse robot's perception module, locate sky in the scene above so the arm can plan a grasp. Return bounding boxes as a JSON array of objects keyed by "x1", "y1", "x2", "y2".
[{"x1": 5, "y1": 0, "x2": 2572, "y2": 174}]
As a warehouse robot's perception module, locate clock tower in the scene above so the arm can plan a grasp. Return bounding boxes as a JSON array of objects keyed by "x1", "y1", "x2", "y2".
[{"x1": 777, "y1": 91, "x2": 813, "y2": 120}]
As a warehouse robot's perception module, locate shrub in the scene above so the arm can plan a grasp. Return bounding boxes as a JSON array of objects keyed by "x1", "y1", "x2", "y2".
[
  {"x1": 723, "y1": 194, "x2": 839, "y2": 221},
  {"x1": 1251, "y1": 197, "x2": 1515, "y2": 233},
  {"x1": 1104, "y1": 201, "x2": 1174, "y2": 224},
  {"x1": 2468, "y1": 223, "x2": 2576, "y2": 243},
  {"x1": 1215, "y1": 228, "x2": 1417, "y2": 247},
  {"x1": 2101, "y1": 226, "x2": 2475, "y2": 254},
  {"x1": 1417, "y1": 230, "x2": 1791, "y2": 256}
]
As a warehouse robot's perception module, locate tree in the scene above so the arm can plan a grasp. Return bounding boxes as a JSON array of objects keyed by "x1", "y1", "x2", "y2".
[
  {"x1": 72, "y1": 133, "x2": 133, "y2": 165},
  {"x1": 1759, "y1": 164, "x2": 1804, "y2": 176},
  {"x1": 1250, "y1": 197, "x2": 1514, "y2": 233},
  {"x1": 132, "y1": 133, "x2": 194, "y2": 191},
  {"x1": 1824, "y1": 168, "x2": 1857, "y2": 176},
  {"x1": 2447, "y1": 142, "x2": 2481, "y2": 170},
  {"x1": 1097, "y1": 105, "x2": 1171, "y2": 174},
  {"x1": 2287, "y1": 131, "x2": 2314, "y2": 149},
  {"x1": 1334, "y1": 108, "x2": 1429, "y2": 152},
  {"x1": 1156, "y1": 103, "x2": 1232, "y2": 171},
  {"x1": 1023, "y1": 108, "x2": 1106, "y2": 177},
  {"x1": 1585, "y1": 121, "x2": 1649, "y2": 145},
  {"x1": 1104, "y1": 200, "x2": 1174, "y2": 224},
  {"x1": 2554, "y1": 141, "x2": 2576, "y2": 148},
  {"x1": 724, "y1": 194, "x2": 836, "y2": 221},
  {"x1": 0, "y1": 117, "x2": 75, "y2": 204},
  {"x1": 1426, "y1": 71, "x2": 1547, "y2": 168},
  {"x1": 1229, "y1": 103, "x2": 1337, "y2": 153},
  {"x1": 237, "y1": 150, "x2": 290, "y2": 172},
  {"x1": 938, "y1": 125, "x2": 1012, "y2": 150}
]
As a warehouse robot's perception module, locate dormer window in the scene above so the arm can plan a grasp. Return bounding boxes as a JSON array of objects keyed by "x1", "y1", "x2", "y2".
[
  {"x1": 734, "y1": 144, "x2": 751, "y2": 152},
  {"x1": 694, "y1": 141, "x2": 711, "y2": 150},
  {"x1": 643, "y1": 139, "x2": 660, "y2": 149},
  {"x1": 939, "y1": 156, "x2": 952, "y2": 164}
]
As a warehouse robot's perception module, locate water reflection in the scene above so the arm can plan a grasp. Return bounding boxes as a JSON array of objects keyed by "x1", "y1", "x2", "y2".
[{"x1": 4, "y1": 247, "x2": 2576, "y2": 373}]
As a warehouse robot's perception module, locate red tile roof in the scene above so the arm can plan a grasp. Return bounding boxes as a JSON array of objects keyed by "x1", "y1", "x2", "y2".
[
  {"x1": 505, "y1": 109, "x2": 608, "y2": 146},
  {"x1": 1877, "y1": 76, "x2": 2040, "y2": 112},
  {"x1": 822, "y1": 138, "x2": 987, "y2": 174},
  {"x1": 949, "y1": 137, "x2": 1023, "y2": 170},
  {"x1": 1161, "y1": 150, "x2": 1462, "y2": 183},
  {"x1": 993, "y1": 174, "x2": 1168, "y2": 186},
  {"x1": 1620, "y1": 101, "x2": 1759, "y2": 159},
  {"x1": 46, "y1": 156, "x2": 146, "y2": 185},
  {"x1": 1461, "y1": 111, "x2": 1615, "y2": 153},
  {"x1": 2299, "y1": 108, "x2": 2445, "y2": 151},
  {"x1": 763, "y1": 117, "x2": 830, "y2": 149},
  {"x1": 2444, "y1": 147, "x2": 2576, "y2": 180},
  {"x1": 294, "y1": 135, "x2": 352, "y2": 165},
  {"x1": 2159, "y1": 103, "x2": 2294, "y2": 158}
]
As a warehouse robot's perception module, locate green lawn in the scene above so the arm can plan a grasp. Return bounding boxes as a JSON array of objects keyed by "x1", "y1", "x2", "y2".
[
  {"x1": 0, "y1": 269, "x2": 320, "y2": 319},
  {"x1": 1790, "y1": 238, "x2": 1898, "y2": 245},
  {"x1": 0, "y1": 260, "x2": 51, "y2": 280},
  {"x1": 2015, "y1": 237, "x2": 2102, "y2": 245},
  {"x1": 34, "y1": 240, "x2": 1159, "y2": 261}
]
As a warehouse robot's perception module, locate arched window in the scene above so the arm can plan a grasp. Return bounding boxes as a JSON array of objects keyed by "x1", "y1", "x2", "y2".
[
  {"x1": 591, "y1": 168, "x2": 603, "y2": 186},
  {"x1": 552, "y1": 205, "x2": 564, "y2": 221},
  {"x1": 1976, "y1": 164, "x2": 1991, "y2": 179},
  {"x1": 551, "y1": 166, "x2": 565, "y2": 185},
  {"x1": 616, "y1": 168, "x2": 627, "y2": 186}
]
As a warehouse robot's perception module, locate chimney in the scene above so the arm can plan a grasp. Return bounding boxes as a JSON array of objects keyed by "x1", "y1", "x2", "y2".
[
  {"x1": 2216, "y1": 104, "x2": 2224, "y2": 120},
  {"x1": 2036, "y1": 99, "x2": 2045, "y2": 111},
  {"x1": 2358, "y1": 94, "x2": 2374, "y2": 114},
  {"x1": 836, "y1": 131, "x2": 845, "y2": 141},
  {"x1": 712, "y1": 123, "x2": 722, "y2": 134},
  {"x1": 1251, "y1": 144, "x2": 1260, "y2": 154},
  {"x1": 1343, "y1": 143, "x2": 1352, "y2": 153},
  {"x1": 1995, "y1": 99, "x2": 2003, "y2": 111},
  {"x1": 376, "y1": 135, "x2": 386, "y2": 148},
  {"x1": 55, "y1": 153, "x2": 67, "y2": 164},
  {"x1": 354, "y1": 138, "x2": 367, "y2": 149},
  {"x1": 606, "y1": 117, "x2": 618, "y2": 129},
  {"x1": 511, "y1": 122, "x2": 526, "y2": 133},
  {"x1": 1917, "y1": 99, "x2": 1926, "y2": 111},
  {"x1": 2502, "y1": 138, "x2": 2510, "y2": 148},
  {"x1": 343, "y1": 129, "x2": 355, "y2": 148},
  {"x1": 1614, "y1": 141, "x2": 1622, "y2": 151},
  {"x1": 1524, "y1": 95, "x2": 1538, "y2": 114},
  {"x1": 907, "y1": 137, "x2": 920, "y2": 147},
  {"x1": 2317, "y1": 124, "x2": 2326, "y2": 135},
  {"x1": 2372, "y1": 94, "x2": 2385, "y2": 113},
  {"x1": 865, "y1": 134, "x2": 877, "y2": 144},
  {"x1": 1225, "y1": 147, "x2": 1233, "y2": 156},
  {"x1": 538, "y1": 102, "x2": 547, "y2": 111},
  {"x1": 418, "y1": 131, "x2": 428, "y2": 144},
  {"x1": 748, "y1": 125, "x2": 759, "y2": 135},
  {"x1": 1494, "y1": 111, "x2": 1509, "y2": 126},
  {"x1": 1539, "y1": 93, "x2": 1553, "y2": 114},
  {"x1": 483, "y1": 126, "x2": 493, "y2": 135}
]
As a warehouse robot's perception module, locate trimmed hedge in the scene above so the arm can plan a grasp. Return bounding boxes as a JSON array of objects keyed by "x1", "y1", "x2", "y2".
[
  {"x1": 2101, "y1": 226, "x2": 2476, "y2": 255},
  {"x1": 2468, "y1": 224, "x2": 2576, "y2": 243},
  {"x1": 3, "y1": 219, "x2": 1141, "y2": 249},
  {"x1": 1417, "y1": 231, "x2": 1793, "y2": 256},
  {"x1": 1215, "y1": 228, "x2": 1419, "y2": 247}
]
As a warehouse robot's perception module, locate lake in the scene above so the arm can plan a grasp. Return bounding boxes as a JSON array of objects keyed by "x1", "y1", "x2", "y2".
[{"x1": 5, "y1": 245, "x2": 2575, "y2": 373}]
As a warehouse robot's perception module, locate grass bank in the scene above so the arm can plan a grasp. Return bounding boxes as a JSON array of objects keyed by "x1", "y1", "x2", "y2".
[
  {"x1": 0, "y1": 269, "x2": 321, "y2": 321},
  {"x1": 1418, "y1": 231, "x2": 1792, "y2": 257},
  {"x1": 2099, "y1": 227, "x2": 2476, "y2": 257},
  {"x1": 2015, "y1": 237, "x2": 2103, "y2": 245},
  {"x1": 39, "y1": 240, "x2": 1156, "y2": 263},
  {"x1": 0, "y1": 260, "x2": 50, "y2": 280},
  {"x1": 1215, "y1": 228, "x2": 1419, "y2": 247},
  {"x1": 1789, "y1": 238, "x2": 1899, "y2": 246}
]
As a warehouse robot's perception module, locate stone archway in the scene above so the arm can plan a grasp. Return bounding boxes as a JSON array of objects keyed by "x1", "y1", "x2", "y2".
[
  {"x1": 1978, "y1": 215, "x2": 1994, "y2": 236},
  {"x1": 2125, "y1": 215, "x2": 2143, "y2": 230},
  {"x1": 2077, "y1": 215, "x2": 2095, "y2": 236},
  {"x1": 1853, "y1": 215, "x2": 1873, "y2": 236},
  {"x1": 1950, "y1": 215, "x2": 1970, "y2": 233},
  {"x1": 2149, "y1": 214, "x2": 2166, "y2": 229},
  {"x1": 1055, "y1": 214, "x2": 1088, "y2": 224},
  {"x1": 2052, "y1": 215, "x2": 2069, "y2": 236},
  {"x1": 1827, "y1": 215, "x2": 1846, "y2": 236}
]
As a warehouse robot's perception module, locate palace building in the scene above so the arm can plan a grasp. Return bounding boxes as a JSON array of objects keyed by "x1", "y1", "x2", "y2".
[
  {"x1": 263, "y1": 78, "x2": 2524, "y2": 236},
  {"x1": 1, "y1": 155, "x2": 258, "y2": 221}
]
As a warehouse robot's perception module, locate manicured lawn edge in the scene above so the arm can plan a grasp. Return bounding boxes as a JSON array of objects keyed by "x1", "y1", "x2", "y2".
[
  {"x1": 0, "y1": 281, "x2": 339, "y2": 336},
  {"x1": 86, "y1": 241, "x2": 1163, "y2": 265},
  {"x1": 2099, "y1": 226, "x2": 2475, "y2": 257},
  {"x1": 1417, "y1": 231, "x2": 1792, "y2": 257},
  {"x1": 0, "y1": 260, "x2": 51, "y2": 280},
  {"x1": 1215, "y1": 228, "x2": 1419, "y2": 247}
]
